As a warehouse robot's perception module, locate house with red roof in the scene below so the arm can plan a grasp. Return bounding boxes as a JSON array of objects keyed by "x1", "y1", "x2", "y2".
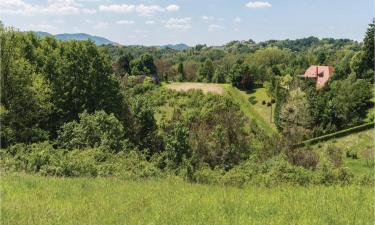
[{"x1": 303, "y1": 65, "x2": 334, "y2": 87}]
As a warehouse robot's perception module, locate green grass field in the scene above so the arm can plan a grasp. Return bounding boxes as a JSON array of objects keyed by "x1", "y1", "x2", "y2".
[
  {"x1": 2, "y1": 173, "x2": 373, "y2": 225},
  {"x1": 222, "y1": 85, "x2": 276, "y2": 135},
  {"x1": 313, "y1": 128, "x2": 374, "y2": 177},
  {"x1": 163, "y1": 82, "x2": 276, "y2": 135}
]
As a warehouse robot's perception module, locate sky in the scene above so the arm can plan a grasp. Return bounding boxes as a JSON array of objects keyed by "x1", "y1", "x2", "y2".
[{"x1": 0, "y1": 0, "x2": 373, "y2": 46}]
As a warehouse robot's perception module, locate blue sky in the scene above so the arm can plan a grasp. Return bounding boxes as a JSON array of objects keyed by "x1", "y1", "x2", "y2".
[{"x1": 0, "y1": 0, "x2": 373, "y2": 46}]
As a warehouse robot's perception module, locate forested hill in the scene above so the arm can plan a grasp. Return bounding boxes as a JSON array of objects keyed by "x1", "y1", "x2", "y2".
[{"x1": 35, "y1": 32, "x2": 117, "y2": 45}]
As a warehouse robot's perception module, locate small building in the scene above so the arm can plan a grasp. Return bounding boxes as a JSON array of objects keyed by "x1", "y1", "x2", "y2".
[{"x1": 303, "y1": 65, "x2": 334, "y2": 87}]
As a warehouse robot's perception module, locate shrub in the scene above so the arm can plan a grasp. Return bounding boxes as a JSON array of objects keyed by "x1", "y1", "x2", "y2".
[
  {"x1": 325, "y1": 145, "x2": 343, "y2": 167},
  {"x1": 57, "y1": 110, "x2": 127, "y2": 153},
  {"x1": 288, "y1": 148, "x2": 320, "y2": 170},
  {"x1": 271, "y1": 99, "x2": 276, "y2": 104},
  {"x1": 262, "y1": 100, "x2": 266, "y2": 105},
  {"x1": 262, "y1": 156, "x2": 313, "y2": 186},
  {"x1": 194, "y1": 166, "x2": 223, "y2": 184}
]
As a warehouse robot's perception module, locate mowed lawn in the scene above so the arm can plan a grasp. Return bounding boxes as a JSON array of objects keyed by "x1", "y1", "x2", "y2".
[
  {"x1": 2, "y1": 174, "x2": 374, "y2": 225},
  {"x1": 313, "y1": 128, "x2": 374, "y2": 177}
]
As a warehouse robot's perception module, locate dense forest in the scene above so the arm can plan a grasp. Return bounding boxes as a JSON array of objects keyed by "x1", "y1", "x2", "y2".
[{"x1": 0, "y1": 20, "x2": 374, "y2": 186}]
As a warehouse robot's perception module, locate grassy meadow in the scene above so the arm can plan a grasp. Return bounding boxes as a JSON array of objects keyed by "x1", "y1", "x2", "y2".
[
  {"x1": 313, "y1": 128, "x2": 374, "y2": 177},
  {"x1": 2, "y1": 173, "x2": 374, "y2": 225},
  {"x1": 164, "y1": 82, "x2": 277, "y2": 135}
]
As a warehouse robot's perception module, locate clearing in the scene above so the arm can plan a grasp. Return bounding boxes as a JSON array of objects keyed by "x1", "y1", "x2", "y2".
[
  {"x1": 165, "y1": 82, "x2": 225, "y2": 94},
  {"x1": 164, "y1": 82, "x2": 277, "y2": 135},
  {"x1": 2, "y1": 174, "x2": 373, "y2": 225}
]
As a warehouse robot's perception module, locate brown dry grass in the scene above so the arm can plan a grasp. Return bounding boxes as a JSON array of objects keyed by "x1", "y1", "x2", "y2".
[{"x1": 166, "y1": 82, "x2": 224, "y2": 94}]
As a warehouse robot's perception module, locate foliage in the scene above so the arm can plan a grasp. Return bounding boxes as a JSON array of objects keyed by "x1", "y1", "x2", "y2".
[{"x1": 57, "y1": 111, "x2": 127, "y2": 153}]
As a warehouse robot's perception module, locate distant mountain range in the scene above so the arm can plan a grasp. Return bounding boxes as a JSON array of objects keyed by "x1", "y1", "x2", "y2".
[
  {"x1": 35, "y1": 32, "x2": 117, "y2": 45},
  {"x1": 159, "y1": 43, "x2": 190, "y2": 50},
  {"x1": 34, "y1": 31, "x2": 190, "y2": 50}
]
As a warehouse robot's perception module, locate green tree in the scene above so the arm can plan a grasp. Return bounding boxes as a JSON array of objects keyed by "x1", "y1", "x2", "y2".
[
  {"x1": 57, "y1": 110, "x2": 126, "y2": 153},
  {"x1": 114, "y1": 53, "x2": 133, "y2": 75},
  {"x1": 130, "y1": 54, "x2": 157, "y2": 76},
  {"x1": 212, "y1": 65, "x2": 226, "y2": 83},
  {"x1": 177, "y1": 62, "x2": 185, "y2": 81},
  {"x1": 198, "y1": 59, "x2": 214, "y2": 82},
  {"x1": 0, "y1": 28, "x2": 53, "y2": 146},
  {"x1": 164, "y1": 122, "x2": 191, "y2": 168}
]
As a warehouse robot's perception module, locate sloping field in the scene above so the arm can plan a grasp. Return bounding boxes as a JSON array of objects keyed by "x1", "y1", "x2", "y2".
[
  {"x1": 2, "y1": 174, "x2": 373, "y2": 225},
  {"x1": 312, "y1": 128, "x2": 374, "y2": 177},
  {"x1": 164, "y1": 83, "x2": 276, "y2": 135},
  {"x1": 166, "y1": 82, "x2": 225, "y2": 94}
]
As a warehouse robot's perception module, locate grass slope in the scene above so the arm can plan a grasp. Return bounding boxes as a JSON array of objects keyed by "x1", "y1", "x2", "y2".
[
  {"x1": 222, "y1": 85, "x2": 277, "y2": 135},
  {"x1": 313, "y1": 128, "x2": 374, "y2": 177},
  {"x1": 164, "y1": 82, "x2": 277, "y2": 135},
  {"x1": 2, "y1": 174, "x2": 374, "y2": 225}
]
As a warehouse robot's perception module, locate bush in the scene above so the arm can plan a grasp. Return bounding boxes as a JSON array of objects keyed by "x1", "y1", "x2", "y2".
[
  {"x1": 57, "y1": 110, "x2": 127, "y2": 153},
  {"x1": 315, "y1": 160, "x2": 354, "y2": 185},
  {"x1": 262, "y1": 100, "x2": 266, "y2": 105},
  {"x1": 325, "y1": 145, "x2": 343, "y2": 167},
  {"x1": 1, "y1": 142, "x2": 161, "y2": 180},
  {"x1": 194, "y1": 166, "x2": 223, "y2": 184},
  {"x1": 346, "y1": 149, "x2": 358, "y2": 159},
  {"x1": 288, "y1": 148, "x2": 320, "y2": 170}
]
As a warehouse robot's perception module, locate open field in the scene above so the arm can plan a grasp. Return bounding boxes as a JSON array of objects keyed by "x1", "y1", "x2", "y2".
[
  {"x1": 165, "y1": 82, "x2": 225, "y2": 94},
  {"x1": 313, "y1": 128, "x2": 374, "y2": 177},
  {"x1": 2, "y1": 173, "x2": 374, "y2": 225},
  {"x1": 164, "y1": 83, "x2": 276, "y2": 135}
]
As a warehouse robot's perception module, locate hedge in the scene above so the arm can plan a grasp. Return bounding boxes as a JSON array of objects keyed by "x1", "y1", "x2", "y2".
[{"x1": 299, "y1": 122, "x2": 375, "y2": 146}]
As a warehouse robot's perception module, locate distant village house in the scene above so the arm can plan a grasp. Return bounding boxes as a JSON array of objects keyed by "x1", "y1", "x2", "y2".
[{"x1": 303, "y1": 65, "x2": 334, "y2": 87}]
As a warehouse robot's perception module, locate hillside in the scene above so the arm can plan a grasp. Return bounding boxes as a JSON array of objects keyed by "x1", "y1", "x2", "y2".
[
  {"x1": 312, "y1": 128, "x2": 374, "y2": 177},
  {"x1": 160, "y1": 43, "x2": 190, "y2": 50},
  {"x1": 164, "y1": 83, "x2": 277, "y2": 135},
  {"x1": 35, "y1": 32, "x2": 117, "y2": 45}
]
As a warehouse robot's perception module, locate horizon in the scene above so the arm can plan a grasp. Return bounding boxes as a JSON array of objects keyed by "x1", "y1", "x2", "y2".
[
  {"x1": 32, "y1": 30, "x2": 363, "y2": 47},
  {"x1": 1, "y1": 0, "x2": 373, "y2": 46}
]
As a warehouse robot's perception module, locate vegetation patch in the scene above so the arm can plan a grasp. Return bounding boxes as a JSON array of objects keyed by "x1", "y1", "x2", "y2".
[
  {"x1": 165, "y1": 82, "x2": 225, "y2": 94},
  {"x1": 2, "y1": 174, "x2": 374, "y2": 225}
]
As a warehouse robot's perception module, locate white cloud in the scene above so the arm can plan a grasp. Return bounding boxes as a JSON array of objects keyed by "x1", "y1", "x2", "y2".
[
  {"x1": 84, "y1": 19, "x2": 93, "y2": 23},
  {"x1": 145, "y1": 20, "x2": 155, "y2": 25},
  {"x1": 135, "y1": 4, "x2": 164, "y2": 16},
  {"x1": 201, "y1": 16, "x2": 224, "y2": 22},
  {"x1": 234, "y1": 17, "x2": 241, "y2": 22},
  {"x1": 245, "y1": 1, "x2": 272, "y2": 8},
  {"x1": 116, "y1": 20, "x2": 135, "y2": 25},
  {"x1": 234, "y1": 28, "x2": 240, "y2": 32},
  {"x1": 82, "y1": 8, "x2": 97, "y2": 14},
  {"x1": 99, "y1": 3, "x2": 177, "y2": 16},
  {"x1": 0, "y1": 0, "x2": 97, "y2": 15},
  {"x1": 99, "y1": 4, "x2": 135, "y2": 13},
  {"x1": 201, "y1": 15, "x2": 215, "y2": 21},
  {"x1": 166, "y1": 4, "x2": 180, "y2": 12},
  {"x1": 93, "y1": 22, "x2": 109, "y2": 29},
  {"x1": 208, "y1": 24, "x2": 221, "y2": 31},
  {"x1": 165, "y1": 17, "x2": 191, "y2": 31}
]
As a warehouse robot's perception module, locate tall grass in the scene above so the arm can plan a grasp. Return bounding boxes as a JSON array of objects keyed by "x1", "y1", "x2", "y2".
[{"x1": 2, "y1": 173, "x2": 373, "y2": 225}]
